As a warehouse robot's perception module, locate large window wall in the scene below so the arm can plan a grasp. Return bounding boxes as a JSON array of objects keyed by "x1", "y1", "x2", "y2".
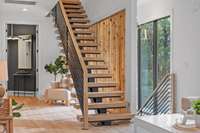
[{"x1": 138, "y1": 17, "x2": 171, "y2": 109}]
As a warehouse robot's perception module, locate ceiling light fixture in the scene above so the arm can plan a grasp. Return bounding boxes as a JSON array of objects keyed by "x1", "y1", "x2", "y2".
[{"x1": 22, "y1": 8, "x2": 28, "y2": 12}]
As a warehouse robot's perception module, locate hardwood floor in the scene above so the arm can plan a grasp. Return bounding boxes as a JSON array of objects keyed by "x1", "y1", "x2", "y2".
[{"x1": 11, "y1": 96, "x2": 134, "y2": 133}]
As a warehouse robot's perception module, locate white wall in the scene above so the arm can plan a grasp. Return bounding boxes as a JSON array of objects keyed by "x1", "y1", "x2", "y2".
[
  {"x1": 137, "y1": 0, "x2": 173, "y2": 24},
  {"x1": 138, "y1": 0, "x2": 200, "y2": 111},
  {"x1": 82, "y1": 0, "x2": 138, "y2": 113},
  {"x1": 173, "y1": 0, "x2": 200, "y2": 111},
  {"x1": 0, "y1": 3, "x2": 60, "y2": 96},
  {"x1": 82, "y1": 0, "x2": 129, "y2": 22}
]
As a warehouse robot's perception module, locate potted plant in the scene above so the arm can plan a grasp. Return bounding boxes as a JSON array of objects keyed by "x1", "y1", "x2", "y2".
[
  {"x1": 58, "y1": 56, "x2": 70, "y2": 88},
  {"x1": 192, "y1": 100, "x2": 200, "y2": 127},
  {"x1": 58, "y1": 56, "x2": 68, "y2": 79},
  {"x1": 12, "y1": 99, "x2": 24, "y2": 117},
  {"x1": 44, "y1": 56, "x2": 63, "y2": 88}
]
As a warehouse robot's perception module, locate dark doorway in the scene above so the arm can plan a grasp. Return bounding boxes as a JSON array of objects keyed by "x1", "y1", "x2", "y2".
[{"x1": 7, "y1": 24, "x2": 37, "y2": 96}]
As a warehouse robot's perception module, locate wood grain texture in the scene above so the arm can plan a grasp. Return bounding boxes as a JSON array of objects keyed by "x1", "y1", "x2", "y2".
[
  {"x1": 12, "y1": 97, "x2": 134, "y2": 133},
  {"x1": 90, "y1": 10, "x2": 126, "y2": 98},
  {"x1": 59, "y1": 0, "x2": 89, "y2": 129},
  {"x1": 0, "y1": 98, "x2": 13, "y2": 133}
]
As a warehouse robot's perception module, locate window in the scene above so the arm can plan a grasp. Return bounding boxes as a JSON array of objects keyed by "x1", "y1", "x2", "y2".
[{"x1": 138, "y1": 17, "x2": 171, "y2": 109}]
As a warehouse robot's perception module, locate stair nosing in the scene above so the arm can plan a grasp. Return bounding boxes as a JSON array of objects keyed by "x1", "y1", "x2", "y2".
[
  {"x1": 81, "y1": 50, "x2": 101, "y2": 54},
  {"x1": 88, "y1": 83, "x2": 117, "y2": 88},
  {"x1": 87, "y1": 65, "x2": 108, "y2": 69},
  {"x1": 64, "y1": 5, "x2": 83, "y2": 9},
  {"x1": 88, "y1": 101, "x2": 127, "y2": 109},
  {"x1": 78, "y1": 113, "x2": 134, "y2": 122},
  {"x1": 83, "y1": 57, "x2": 105, "y2": 62},
  {"x1": 88, "y1": 91, "x2": 124, "y2": 98},
  {"x1": 88, "y1": 74, "x2": 112, "y2": 78}
]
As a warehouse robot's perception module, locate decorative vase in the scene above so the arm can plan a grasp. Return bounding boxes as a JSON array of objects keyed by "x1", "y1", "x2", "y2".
[
  {"x1": 195, "y1": 115, "x2": 200, "y2": 128},
  {"x1": 51, "y1": 81, "x2": 60, "y2": 88}
]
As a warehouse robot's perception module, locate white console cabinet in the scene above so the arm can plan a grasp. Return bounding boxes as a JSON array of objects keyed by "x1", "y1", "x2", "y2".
[{"x1": 134, "y1": 114, "x2": 200, "y2": 133}]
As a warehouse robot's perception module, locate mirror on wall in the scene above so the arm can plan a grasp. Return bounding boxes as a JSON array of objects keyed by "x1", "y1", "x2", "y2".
[{"x1": 18, "y1": 35, "x2": 32, "y2": 69}]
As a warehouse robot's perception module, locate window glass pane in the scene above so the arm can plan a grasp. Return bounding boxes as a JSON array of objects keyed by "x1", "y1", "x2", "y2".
[
  {"x1": 157, "y1": 17, "x2": 170, "y2": 82},
  {"x1": 139, "y1": 22, "x2": 154, "y2": 106}
]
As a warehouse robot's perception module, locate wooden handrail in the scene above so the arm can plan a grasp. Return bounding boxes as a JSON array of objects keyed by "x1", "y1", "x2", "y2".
[{"x1": 58, "y1": 0, "x2": 89, "y2": 129}]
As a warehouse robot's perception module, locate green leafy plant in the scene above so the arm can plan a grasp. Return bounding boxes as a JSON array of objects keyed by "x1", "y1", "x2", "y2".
[
  {"x1": 58, "y1": 56, "x2": 68, "y2": 78},
  {"x1": 12, "y1": 99, "x2": 24, "y2": 117},
  {"x1": 44, "y1": 56, "x2": 68, "y2": 81},
  {"x1": 192, "y1": 100, "x2": 200, "y2": 115}
]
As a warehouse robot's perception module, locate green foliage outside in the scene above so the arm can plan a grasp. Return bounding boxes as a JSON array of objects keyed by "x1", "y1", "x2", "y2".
[
  {"x1": 139, "y1": 17, "x2": 170, "y2": 105},
  {"x1": 157, "y1": 18, "x2": 170, "y2": 81}
]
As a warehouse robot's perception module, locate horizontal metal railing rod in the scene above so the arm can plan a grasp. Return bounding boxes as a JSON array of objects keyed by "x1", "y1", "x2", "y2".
[
  {"x1": 137, "y1": 74, "x2": 175, "y2": 115},
  {"x1": 158, "y1": 101, "x2": 170, "y2": 114},
  {"x1": 138, "y1": 75, "x2": 171, "y2": 113},
  {"x1": 141, "y1": 85, "x2": 170, "y2": 114}
]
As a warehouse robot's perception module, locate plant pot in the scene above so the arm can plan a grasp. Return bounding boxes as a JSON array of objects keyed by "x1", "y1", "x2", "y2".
[
  {"x1": 60, "y1": 77, "x2": 70, "y2": 88},
  {"x1": 61, "y1": 77, "x2": 73, "y2": 89},
  {"x1": 51, "y1": 81, "x2": 60, "y2": 88},
  {"x1": 195, "y1": 115, "x2": 200, "y2": 128}
]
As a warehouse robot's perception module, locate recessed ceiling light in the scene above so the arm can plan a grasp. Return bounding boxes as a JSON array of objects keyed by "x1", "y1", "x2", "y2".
[
  {"x1": 22, "y1": 8, "x2": 28, "y2": 12},
  {"x1": 5, "y1": 0, "x2": 37, "y2": 5}
]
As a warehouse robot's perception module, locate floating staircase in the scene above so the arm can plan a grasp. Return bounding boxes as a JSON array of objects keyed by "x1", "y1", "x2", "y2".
[{"x1": 52, "y1": 0, "x2": 133, "y2": 129}]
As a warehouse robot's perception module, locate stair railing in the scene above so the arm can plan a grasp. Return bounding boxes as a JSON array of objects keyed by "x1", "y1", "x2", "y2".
[
  {"x1": 137, "y1": 73, "x2": 176, "y2": 116},
  {"x1": 52, "y1": 0, "x2": 89, "y2": 129}
]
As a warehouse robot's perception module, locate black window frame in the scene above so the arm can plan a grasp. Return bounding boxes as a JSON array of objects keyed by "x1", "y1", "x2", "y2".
[{"x1": 137, "y1": 16, "x2": 171, "y2": 110}]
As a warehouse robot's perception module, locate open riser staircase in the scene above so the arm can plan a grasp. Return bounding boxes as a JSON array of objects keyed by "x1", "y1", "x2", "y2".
[{"x1": 51, "y1": 0, "x2": 133, "y2": 129}]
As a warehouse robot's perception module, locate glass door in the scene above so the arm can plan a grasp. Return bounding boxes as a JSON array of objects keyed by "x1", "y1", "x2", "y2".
[
  {"x1": 138, "y1": 17, "x2": 171, "y2": 110},
  {"x1": 157, "y1": 17, "x2": 171, "y2": 82},
  {"x1": 138, "y1": 22, "x2": 154, "y2": 107}
]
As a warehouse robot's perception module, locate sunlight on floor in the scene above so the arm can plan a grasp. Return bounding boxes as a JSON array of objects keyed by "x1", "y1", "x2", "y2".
[{"x1": 12, "y1": 97, "x2": 134, "y2": 133}]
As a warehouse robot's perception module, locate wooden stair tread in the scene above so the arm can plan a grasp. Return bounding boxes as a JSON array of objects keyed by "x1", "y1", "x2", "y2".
[
  {"x1": 87, "y1": 65, "x2": 108, "y2": 69},
  {"x1": 81, "y1": 50, "x2": 101, "y2": 54},
  {"x1": 72, "y1": 24, "x2": 90, "y2": 29},
  {"x1": 88, "y1": 101, "x2": 127, "y2": 109},
  {"x1": 88, "y1": 91, "x2": 124, "y2": 98},
  {"x1": 78, "y1": 43, "x2": 98, "y2": 47},
  {"x1": 78, "y1": 113, "x2": 134, "y2": 122},
  {"x1": 66, "y1": 9, "x2": 85, "y2": 13},
  {"x1": 74, "y1": 30, "x2": 93, "y2": 34},
  {"x1": 69, "y1": 19, "x2": 89, "y2": 23},
  {"x1": 76, "y1": 36, "x2": 95, "y2": 41},
  {"x1": 64, "y1": 5, "x2": 83, "y2": 9},
  {"x1": 60, "y1": 0, "x2": 132, "y2": 128},
  {"x1": 68, "y1": 13, "x2": 87, "y2": 18},
  {"x1": 88, "y1": 83, "x2": 117, "y2": 88},
  {"x1": 83, "y1": 57, "x2": 104, "y2": 62},
  {"x1": 62, "y1": 1, "x2": 81, "y2": 5},
  {"x1": 88, "y1": 74, "x2": 112, "y2": 78}
]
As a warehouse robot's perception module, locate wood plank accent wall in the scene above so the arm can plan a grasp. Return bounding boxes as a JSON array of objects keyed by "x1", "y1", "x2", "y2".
[{"x1": 90, "y1": 10, "x2": 126, "y2": 93}]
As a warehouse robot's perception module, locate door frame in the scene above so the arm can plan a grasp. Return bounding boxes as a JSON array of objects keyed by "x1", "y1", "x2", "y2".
[{"x1": 4, "y1": 22, "x2": 39, "y2": 96}]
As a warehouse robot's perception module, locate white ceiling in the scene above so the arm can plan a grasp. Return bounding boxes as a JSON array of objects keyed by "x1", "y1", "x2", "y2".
[
  {"x1": 0, "y1": 0, "x2": 58, "y2": 16},
  {"x1": 0, "y1": 0, "x2": 150, "y2": 16}
]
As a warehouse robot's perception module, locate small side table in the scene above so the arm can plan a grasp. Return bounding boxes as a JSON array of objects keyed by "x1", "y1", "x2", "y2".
[{"x1": 0, "y1": 98, "x2": 13, "y2": 133}]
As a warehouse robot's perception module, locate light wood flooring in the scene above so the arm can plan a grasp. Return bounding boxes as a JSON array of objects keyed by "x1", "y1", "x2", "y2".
[{"x1": 11, "y1": 96, "x2": 134, "y2": 133}]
